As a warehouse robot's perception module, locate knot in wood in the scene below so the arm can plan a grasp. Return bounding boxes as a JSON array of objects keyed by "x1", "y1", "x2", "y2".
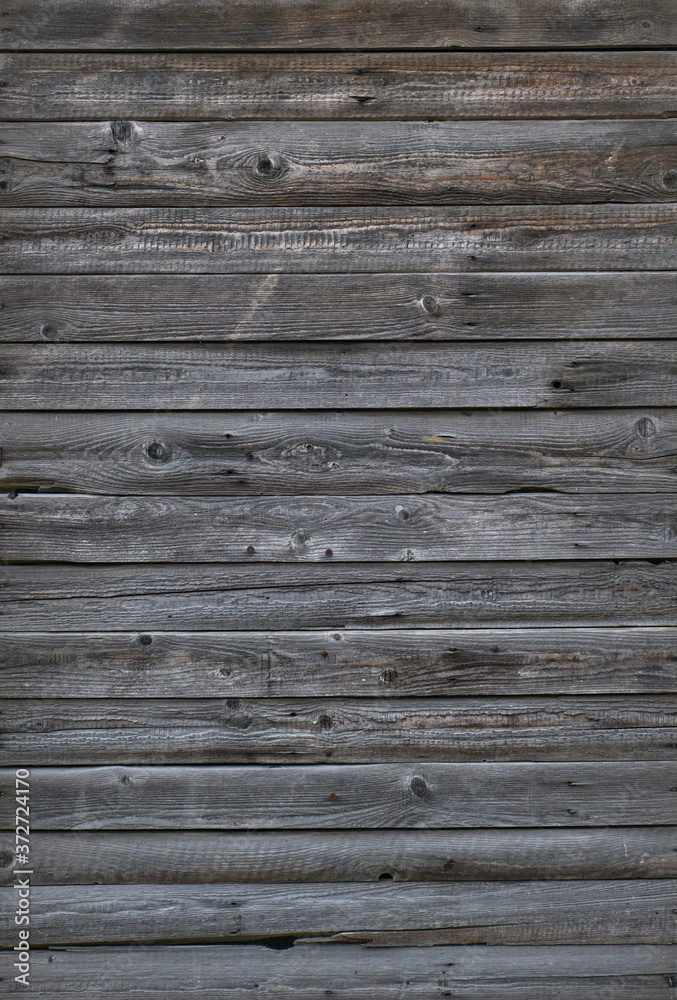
[{"x1": 409, "y1": 775, "x2": 428, "y2": 798}]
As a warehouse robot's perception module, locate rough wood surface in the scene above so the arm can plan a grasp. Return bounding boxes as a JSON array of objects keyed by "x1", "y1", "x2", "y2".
[
  {"x1": 4, "y1": 273, "x2": 676, "y2": 342},
  {"x1": 1, "y1": 880, "x2": 675, "y2": 947},
  {"x1": 13, "y1": 945, "x2": 677, "y2": 999},
  {"x1": 4, "y1": 561, "x2": 677, "y2": 631},
  {"x1": 3, "y1": 206, "x2": 677, "y2": 273},
  {"x1": 2, "y1": 52, "x2": 677, "y2": 121},
  {"x1": 2, "y1": 0, "x2": 674, "y2": 50},
  {"x1": 3, "y1": 828, "x2": 675, "y2": 885},
  {"x1": 2, "y1": 763, "x2": 673, "y2": 830},
  {"x1": 6, "y1": 119, "x2": 677, "y2": 207},
  {"x1": 4, "y1": 695, "x2": 676, "y2": 765},
  {"x1": 3, "y1": 409, "x2": 676, "y2": 495},
  {"x1": 5, "y1": 492, "x2": 677, "y2": 563},
  {"x1": 3, "y1": 342, "x2": 676, "y2": 410}
]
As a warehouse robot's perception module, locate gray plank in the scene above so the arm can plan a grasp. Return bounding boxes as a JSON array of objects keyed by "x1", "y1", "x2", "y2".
[
  {"x1": 4, "y1": 273, "x2": 676, "y2": 343},
  {"x1": 6, "y1": 119, "x2": 677, "y2": 207},
  {"x1": 2, "y1": 52, "x2": 677, "y2": 121},
  {"x1": 1, "y1": 763, "x2": 673, "y2": 829},
  {"x1": 3, "y1": 410, "x2": 676, "y2": 495},
  {"x1": 3, "y1": 828, "x2": 675, "y2": 885},
  {"x1": 3, "y1": 206, "x2": 677, "y2": 273},
  {"x1": 14, "y1": 945, "x2": 677, "y2": 1000},
  {"x1": 3, "y1": 342, "x2": 676, "y2": 410},
  {"x1": 1, "y1": 880, "x2": 675, "y2": 947},
  {"x1": 3, "y1": 561, "x2": 677, "y2": 632},
  {"x1": 4, "y1": 493, "x2": 677, "y2": 562},
  {"x1": 2, "y1": 0, "x2": 674, "y2": 49},
  {"x1": 3, "y1": 695, "x2": 676, "y2": 765}
]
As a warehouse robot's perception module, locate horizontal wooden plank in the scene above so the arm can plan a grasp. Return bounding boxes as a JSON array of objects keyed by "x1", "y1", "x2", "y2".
[
  {"x1": 3, "y1": 409, "x2": 676, "y2": 495},
  {"x1": 4, "y1": 695, "x2": 676, "y2": 765},
  {"x1": 4, "y1": 628, "x2": 677, "y2": 698},
  {"x1": 1, "y1": 880, "x2": 675, "y2": 947},
  {"x1": 4, "y1": 493, "x2": 677, "y2": 562},
  {"x1": 3, "y1": 0, "x2": 674, "y2": 50},
  {"x1": 6, "y1": 119, "x2": 677, "y2": 207},
  {"x1": 4, "y1": 342, "x2": 676, "y2": 410},
  {"x1": 2, "y1": 763, "x2": 674, "y2": 829},
  {"x1": 15, "y1": 945, "x2": 677, "y2": 1000},
  {"x1": 3, "y1": 206, "x2": 677, "y2": 273},
  {"x1": 2, "y1": 52, "x2": 677, "y2": 121},
  {"x1": 4, "y1": 562, "x2": 677, "y2": 632},
  {"x1": 4, "y1": 273, "x2": 677, "y2": 342},
  {"x1": 3, "y1": 827, "x2": 675, "y2": 885}
]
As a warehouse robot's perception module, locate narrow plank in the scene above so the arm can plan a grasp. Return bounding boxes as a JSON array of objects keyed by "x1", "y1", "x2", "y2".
[
  {"x1": 2, "y1": 52, "x2": 677, "y2": 121},
  {"x1": 1, "y1": 881, "x2": 675, "y2": 946},
  {"x1": 15, "y1": 945, "x2": 677, "y2": 1000},
  {"x1": 3, "y1": 206, "x2": 677, "y2": 273},
  {"x1": 2, "y1": 0, "x2": 674, "y2": 49},
  {"x1": 3, "y1": 342, "x2": 676, "y2": 410},
  {"x1": 4, "y1": 696, "x2": 676, "y2": 765},
  {"x1": 6, "y1": 119, "x2": 677, "y2": 207},
  {"x1": 4, "y1": 273, "x2": 677, "y2": 343},
  {"x1": 2, "y1": 763, "x2": 673, "y2": 829},
  {"x1": 3, "y1": 828, "x2": 675, "y2": 885},
  {"x1": 4, "y1": 410, "x2": 676, "y2": 495},
  {"x1": 5, "y1": 493, "x2": 677, "y2": 563},
  {"x1": 4, "y1": 562, "x2": 677, "y2": 632}
]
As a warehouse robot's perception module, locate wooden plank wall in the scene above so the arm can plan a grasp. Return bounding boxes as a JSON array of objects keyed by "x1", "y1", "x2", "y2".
[{"x1": 1, "y1": 1, "x2": 677, "y2": 995}]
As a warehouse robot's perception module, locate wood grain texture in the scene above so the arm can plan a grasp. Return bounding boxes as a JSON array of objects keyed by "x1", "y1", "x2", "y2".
[
  {"x1": 2, "y1": 763, "x2": 674, "y2": 830},
  {"x1": 5, "y1": 492, "x2": 677, "y2": 563},
  {"x1": 4, "y1": 695, "x2": 676, "y2": 765},
  {"x1": 2, "y1": 880, "x2": 676, "y2": 947},
  {"x1": 7, "y1": 119, "x2": 677, "y2": 207},
  {"x1": 3, "y1": 410, "x2": 676, "y2": 495},
  {"x1": 2, "y1": 0, "x2": 674, "y2": 50},
  {"x1": 14, "y1": 945, "x2": 677, "y2": 1000},
  {"x1": 4, "y1": 628, "x2": 677, "y2": 697},
  {"x1": 3, "y1": 827, "x2": 675, "y2": 885},
  {"x1": 4, "y1": 273, "x2": 676, "y2": 343},
  {"x1": 2, "y1": 52, "x2": 677, "y2": 121},
  {"x1": 4, "y1": 342, "x2": 676, "y2": 410},
  {"x1": 3, "y1": 206, "x2": 677, "y2": 273},
  {"x1": 4, "y1": 561, "x2": 677, "y2": 631}
]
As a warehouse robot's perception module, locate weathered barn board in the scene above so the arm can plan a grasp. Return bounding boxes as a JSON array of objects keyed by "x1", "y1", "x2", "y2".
[
  {"x1": 5, "y1": 205, "x2": 677, "y2": 273},
  {"x1": 3, "y1": 0, "x2": 674, "y2": 49},
  {"x1": 6, "y1": 119, "x2": 677, "y2": 207},
  {"x1": 3, "y1": 763, "x2": 674, "y2": 830},
  {"x1": 2, "y1": 881, "x2": 676, "y2": 947},
  {"x1": 4, "y1": 828, "x2": 676, "y2": 885},
  {"x1": 2, "y1": 52, "x2": 677, "y2": 121},
  {"x1": 3, "y1": 273, "x2": 677, "y2": 342}
]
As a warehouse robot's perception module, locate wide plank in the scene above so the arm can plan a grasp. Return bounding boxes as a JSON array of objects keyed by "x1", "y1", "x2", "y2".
[
  {"x1": 4, "y1": 273, "x2": 676, "y2": 342},
  {"x1": 16, "y1": 944, "x2": 677, "y2": 1000},
  {"x1": 4, "y1": 695, "x2": 675, "y2": 765},
  {"x1": 6, "y1": 119, "x2": 677, "y2": 207},
  {"x1": 3, "y1": 206, "x2": 677, "y2": 273},
  {"x1": 3, "y1": 562, "x2": 676, "y2": 632},
  {"x1": 3, "y1": 409, "x2": 676, "y2": 495},
  {"x1": 1, "y1": 763, "x2": 673, "y2": 829},
  {"x1": 3, "y1": 828, "x2": 675, "y2": 885},
  {"x1": 2, "y1": 52, "x2": 676, "y2": 121},
  {"x1": 2, "y1": 0, "x2": 674, "y2": 49},
  {"x1": 4, "y1": 493, "x2": 677, "y2": 562},
  {"x1": 3, "y1": 342, "x2": 676, "y2": 410}
]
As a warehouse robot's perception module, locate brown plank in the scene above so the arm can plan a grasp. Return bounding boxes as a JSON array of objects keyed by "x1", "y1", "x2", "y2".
[
  {"x1": 3, "y1": 273, "x2": 676, "y2": 343},
  {"x1": 2, "y1": 0, "x2": 674, "y2": 50},
  {"x1": 2, "y1": 52, "x2": 676, "y2": 121},
  {"x1": 3, "y1": 206, "x2": 677, "y2": 273},
  {"x1": 1, "y1": 763, "x2": 673, "y2": 829},
  {"x1": 3, "y1": 828, "x2": 675, "y2": 885}
]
